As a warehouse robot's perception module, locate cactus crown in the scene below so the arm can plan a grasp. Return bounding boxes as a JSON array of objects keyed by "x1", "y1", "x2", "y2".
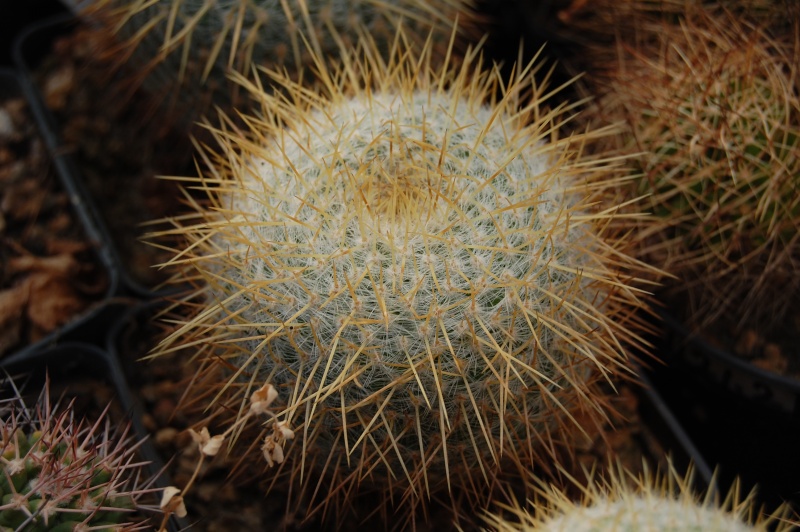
[
  {"x1": 0, "y1": 376, "x2": 157, "y2": 531},
  {"x1": 151, "y1": 29, "x2": 652, "y2": 526},
  {"x1": 484, "y1": 462, "x2": 799, "y2": 532}
]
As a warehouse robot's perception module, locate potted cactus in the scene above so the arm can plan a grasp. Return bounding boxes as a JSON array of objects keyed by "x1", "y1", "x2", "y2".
[
  {"x1": 76, "y1": 0, "x2": 483, "y2": 132},
  {"x1": 141, "y1": 17, "x2": 661, "y2": 527},
  {"x1": 9, "y1": 0, "x2": 793, "y2": 529}
]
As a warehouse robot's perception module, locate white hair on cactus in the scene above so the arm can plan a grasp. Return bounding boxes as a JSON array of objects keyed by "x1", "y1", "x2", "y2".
[
  {"x1": 540, "y1": 496, "x2": 757, "y2": 531},
  {"x1": 214, "y1": 87, "x2": 600, "y2": 462}
]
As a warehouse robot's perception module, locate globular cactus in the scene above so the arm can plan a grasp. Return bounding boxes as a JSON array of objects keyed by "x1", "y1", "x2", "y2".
[
  {"x1": 151, "y1": 31, "x2": 653, "y2": 527},
  {"x1": 584, "y1": 6, "x2": 800, "y2": 331},
  {"x1": 484, "y1": 462, "x2": 799, "y2": 531},
  {"x1": 0, "y1": 378, "x2": 157, "y2": 531},
  {"x1": 80, "y1": 0, "x2": 481, "y2": 129}
]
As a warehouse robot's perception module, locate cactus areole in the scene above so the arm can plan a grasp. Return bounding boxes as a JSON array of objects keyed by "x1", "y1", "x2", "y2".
[{"x1": 156, "y1": 39, "x2": 647, "y2": 514}]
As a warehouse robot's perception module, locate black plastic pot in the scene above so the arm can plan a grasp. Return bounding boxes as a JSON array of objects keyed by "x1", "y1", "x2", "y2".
[
  {"x1": 636, "y1": 369, "x2": 714, "y2": 487},
  {"x1": 659, "y1": 309, "x2": 800, "y2": 416},
  {"x1": 0, "y1": 342, "x2": 185, "y2": 531},
  {"x1": 0, "y1": 67, "x2": 118, "y2": 365},
  {"x1": 650, "y1": 309, "x2": 800, "y2": 516},
  {"x1": 0, "y1": 0, "x2": 67, "y2": 66},
  {"x1": 13, "y1": 13, "x2": 191, "y2": 299}
]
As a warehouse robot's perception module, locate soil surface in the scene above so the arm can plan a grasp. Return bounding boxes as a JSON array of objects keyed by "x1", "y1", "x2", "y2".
[
  {"x1": 703, "y1": 312, "x2": 800, "y2": 380},
  {"x1": 31, "y1": 21, "x2": 194, "y2": 291},
  {"x1": 0, "y1": 88, "x2": 108, "y2": 358}
]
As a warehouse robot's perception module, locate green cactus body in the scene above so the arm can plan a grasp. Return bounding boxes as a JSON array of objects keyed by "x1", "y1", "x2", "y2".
[
  {"x1": 1, "y1": 387, "x2": 154, "y2": 530},
  {"x1": 82, "y1": 0, "x2": 479, "y2": 128},
  {"x1": 590, "y1": 6, "x2": 800, "y2": 329},
  {"x1": 152, "y1": 34, "x2": 651, "y2": 525}
]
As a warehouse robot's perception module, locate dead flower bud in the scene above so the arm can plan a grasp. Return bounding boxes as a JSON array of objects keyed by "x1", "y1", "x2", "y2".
[
  {"x1": 249, "y1": 382, "x2": 278, "y2": 415},
  {"x1": 160, "y1": 486, "x2": 188, "y2": 518},
  {"x1": 274, "y1": 420, "x2": 294, "y2": 441},
  {"x1": 188, "y1": 427, "x2": 225, "y2": 457},
  {"x1": 261, "y1": 437, "x2": 285, "y2": 467}
]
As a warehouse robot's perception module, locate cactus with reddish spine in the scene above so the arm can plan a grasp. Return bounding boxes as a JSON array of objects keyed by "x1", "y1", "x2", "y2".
[
  {"x1": 149, "y1": 31, "x2": 653, "y2": 527},
  {"x1": 80, "y1": 0, "x2": 481, "y2": 129},
  {"x1": 581, "y1": 6, "x2": 800, "y2": 331},
  {"x1": 0, "y1": 377, "x2": 158, "y2": 531},
  {"x1": 484, "y1": 462, "x2": 799, "y2": 531}
]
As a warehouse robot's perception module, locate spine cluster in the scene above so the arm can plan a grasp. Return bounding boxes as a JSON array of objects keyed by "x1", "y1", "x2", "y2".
[
  {"x1": 585, "y1": 5, "x2": 800, "y2": 329},
  {"x1": 74, "y1": 0, "x2": 800, "y2": 529}
]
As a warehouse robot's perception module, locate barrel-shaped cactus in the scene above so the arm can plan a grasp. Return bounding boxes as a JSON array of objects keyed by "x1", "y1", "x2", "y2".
[
  {"x1": 0, "y1": 379, "x2": 156, "y2": 531},
  {"x1": 81, "y1": 0, "x2": 480, "y2": 129},
  {"x1": 151, "y1": 32, "x2": 652, "y2": 527},
  {"x1": 484, "y1": 463, "x2": 798, "y2": 531},
  {"x1": 584, "y1": 6, "x2": 800, "y2": 331}
]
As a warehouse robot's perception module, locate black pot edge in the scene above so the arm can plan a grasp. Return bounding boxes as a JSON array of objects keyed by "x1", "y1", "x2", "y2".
[
  {"x1": 657, "y1": 306, "x2": 800, "y2": 417},
  {"x1": 0, "y1": 67, "x2": 120, "y2": 364},
  {"x1": 106, "y1": 305, "x2": 192, "y2": 531},
  {"x1": 11, "y1": 13, "x2": 185, "y2": 301},
  {"x1": 0, "y1": 341, "x2": 183, "y2": 531},
  {"x1": 636, "y1": 368, "x2": 714, "y2": 487},
  {"x1": 646, "y1": 304, "x2": 800, "y2": 516}
]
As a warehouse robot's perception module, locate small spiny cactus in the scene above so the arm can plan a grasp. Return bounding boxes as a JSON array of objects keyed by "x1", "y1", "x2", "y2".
[
  {"x1": 0, "y1": 376, "x2": 157, "y2": 531},
  {"x1": 484, "y1": 462, "x2": 799, "y2": 531},
  {"x1": 150, "y1": 30, "x2": 654, "y2": 527},
  {"x1": 80, "y1": 0, "x2": 481, "y2": 129}
]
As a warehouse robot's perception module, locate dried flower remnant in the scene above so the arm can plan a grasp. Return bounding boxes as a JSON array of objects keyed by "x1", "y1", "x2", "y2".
[
  {"x1": 158, "y1": 381, "x2": 292, "y2": 526},
  {"x1": 159, "y1": 486, "x2": 187, "y2": 518}
]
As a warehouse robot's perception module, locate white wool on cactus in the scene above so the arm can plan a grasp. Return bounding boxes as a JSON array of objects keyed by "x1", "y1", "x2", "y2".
[
  {"x1": 484, "y1": 462, "x2": 797, "y2": 532},
  {"x1": 216, "y1": 88, "x2": 601, "y2": 464},
  {"x1": 539, "y1": 496, "x2": 757, "y2": 532}
]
